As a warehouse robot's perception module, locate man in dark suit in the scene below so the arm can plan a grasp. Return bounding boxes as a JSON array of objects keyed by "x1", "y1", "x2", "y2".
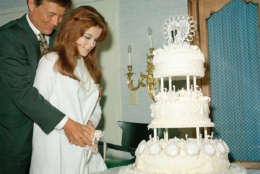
[{"x1": 0, "y1": 0, "x2": 95, "y2": 173}]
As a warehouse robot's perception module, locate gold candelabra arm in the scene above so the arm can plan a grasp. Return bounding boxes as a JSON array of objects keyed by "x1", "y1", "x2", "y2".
[
  {"x1": 126, "y1": 47, "x2": 157, "y2": 102},
  {"x1": 127, "y1": 65, "x2": 146, "y2": 91},
  {"x1": 145, "y1": 48, "x2": 157, "y2": 102},
  {"x1": 146, "y1": 74, "x2": 157, "y2": 102}
]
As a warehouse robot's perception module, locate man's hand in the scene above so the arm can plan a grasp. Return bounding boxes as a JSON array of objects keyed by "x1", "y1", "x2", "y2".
[{"x1": 63, "y1": 118, "x2": 95, "y2": 147}]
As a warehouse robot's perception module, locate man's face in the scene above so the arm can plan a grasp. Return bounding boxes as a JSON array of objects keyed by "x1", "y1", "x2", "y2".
[{"x1": 28, "y1": 0, "x2": 66, "y2": 35}]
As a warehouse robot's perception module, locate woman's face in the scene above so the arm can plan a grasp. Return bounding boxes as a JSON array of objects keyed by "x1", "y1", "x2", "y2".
[{"x1": 76, "y1": 26, "x2": 102, "y2": 57}]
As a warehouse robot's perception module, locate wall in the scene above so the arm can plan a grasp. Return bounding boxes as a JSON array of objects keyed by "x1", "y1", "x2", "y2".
[{"x1": 79, "y1": 0, "x2": 123, "y2": 145}]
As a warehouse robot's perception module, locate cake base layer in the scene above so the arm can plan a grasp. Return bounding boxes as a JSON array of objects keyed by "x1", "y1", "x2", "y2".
[
  {"x1": 125, "y1": 138, "x2": 232, "y2": 174},
  {"x1": 120, "y1": 164, "x2": 247, "y2": 174}
]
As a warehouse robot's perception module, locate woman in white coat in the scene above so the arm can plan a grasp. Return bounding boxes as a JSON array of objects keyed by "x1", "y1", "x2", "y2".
[{"x1": 30, "y1": 6, "x2": 108, "y2": 174}]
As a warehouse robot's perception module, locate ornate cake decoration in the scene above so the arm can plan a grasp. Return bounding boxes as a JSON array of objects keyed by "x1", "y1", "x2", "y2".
[{"x1": 163, "y1": 16, "x2": 196, "y2": 45}]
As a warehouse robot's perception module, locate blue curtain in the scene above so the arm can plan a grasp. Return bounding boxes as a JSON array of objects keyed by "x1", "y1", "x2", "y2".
[{"x1": 208, "y1": 0, "x2": 260, "y2": 161}]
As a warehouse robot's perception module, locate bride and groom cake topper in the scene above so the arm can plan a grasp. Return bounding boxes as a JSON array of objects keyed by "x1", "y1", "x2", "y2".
[{"x1": 163, "y1": 15, "x2": 197, "y2": 46}]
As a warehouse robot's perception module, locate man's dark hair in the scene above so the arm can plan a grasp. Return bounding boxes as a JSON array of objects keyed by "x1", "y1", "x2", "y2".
[{"x1": 28, "y1": 0, "x2": 72, "y2": 9}]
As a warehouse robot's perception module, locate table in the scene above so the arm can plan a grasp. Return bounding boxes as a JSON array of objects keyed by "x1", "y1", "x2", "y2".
[{"x1": 93, "y1": 166, "x2": 260, "y2": 174}]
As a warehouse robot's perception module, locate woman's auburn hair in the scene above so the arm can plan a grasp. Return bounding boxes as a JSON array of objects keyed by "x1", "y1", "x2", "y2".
[{"x1": 53, "y1": 6, "x2": 108, "y2": 84}]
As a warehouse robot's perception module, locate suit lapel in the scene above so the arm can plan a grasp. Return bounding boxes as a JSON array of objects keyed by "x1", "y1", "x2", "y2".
[{"x1": 18, "y1": 15, "x2": 39, "y2": 44}]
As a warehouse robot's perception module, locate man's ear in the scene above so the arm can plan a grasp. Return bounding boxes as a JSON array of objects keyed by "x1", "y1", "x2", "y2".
[{"x1": 28, "y1": 0, "x2": 36, "y2": 12}]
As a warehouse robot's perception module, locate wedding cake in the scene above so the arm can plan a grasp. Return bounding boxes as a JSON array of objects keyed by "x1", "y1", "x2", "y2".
[{"x1": 120, "y1": 16, "x2": 246, "y2": 174}]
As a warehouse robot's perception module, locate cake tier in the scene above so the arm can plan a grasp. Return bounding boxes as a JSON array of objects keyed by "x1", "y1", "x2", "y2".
[
  {"x1": 133, "y1": 138, "x2": 231, "y2": 174},
  {"x1": 152, "y1": 44, "x2": 205, "y2": 78},
  {"x1": 149, "y1": 90, "x2": 214, "y2": 128},
  {"x1": 121, "y1": 162, "x2": 247, "y2": 174}
]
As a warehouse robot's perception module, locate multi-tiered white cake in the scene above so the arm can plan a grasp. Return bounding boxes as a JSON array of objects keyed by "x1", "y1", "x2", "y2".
[{"x1": 121, "y1": 16, "x2": 246, "y2": 174}]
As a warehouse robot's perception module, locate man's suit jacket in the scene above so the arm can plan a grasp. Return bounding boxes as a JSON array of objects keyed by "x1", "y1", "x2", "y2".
[{"x1": 0, "y1": 15, "x2": 65, "y2": 174}]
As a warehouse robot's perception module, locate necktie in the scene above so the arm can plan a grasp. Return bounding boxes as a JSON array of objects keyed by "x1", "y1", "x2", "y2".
[{"x1": 39, "y1": 33, "x2": 49, "y2": 55}]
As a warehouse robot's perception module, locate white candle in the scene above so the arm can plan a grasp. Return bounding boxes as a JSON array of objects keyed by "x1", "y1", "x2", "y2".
[
  {"x1": 128, "y1": 45, "x2": 132, "y2": 65},
  {"x1": 147, "y1": 27, "x2": 153, "y2": 48}
]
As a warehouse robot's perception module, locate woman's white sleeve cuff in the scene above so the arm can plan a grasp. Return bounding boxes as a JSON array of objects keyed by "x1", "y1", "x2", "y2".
[{"x1": 55, "y1": 116, "x2": 69, "y2": 129}]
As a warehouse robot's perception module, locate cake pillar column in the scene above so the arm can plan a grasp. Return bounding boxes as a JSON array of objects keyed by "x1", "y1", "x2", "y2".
[
  {"x1": 196, "y1": 127, "x2": 200, "y2": 144},
  {"x1": 204, "y1": 128, "x2": 208, "y2": 139},
  {"x1": 193, "y1": 76, "x2": 197, "y2": 91},
  {"x1": 164, "y1": 128, "x2": 169, "y2": 140},
  {"x1": 154, "y1": 128, "x2": 157, "y2": 141},
  {"x1": 186, "y1": 75, "x2": 190, "y2": 94},
  {"x1": 169, "y1": 77, "x2": 172, "y2": 91},
  {"x1": 161, "y1": 78, "x2": 164, "y2": 92}
]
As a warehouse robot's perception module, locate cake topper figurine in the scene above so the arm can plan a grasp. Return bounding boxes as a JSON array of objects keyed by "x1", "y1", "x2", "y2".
[{"x1": 163, "y1": 16, "x2": 196, "y2": 45}]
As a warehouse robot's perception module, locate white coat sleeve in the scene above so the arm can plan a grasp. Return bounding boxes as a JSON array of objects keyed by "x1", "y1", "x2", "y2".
[
  {"x1": 33, "y1": 54, "x2": 56, "y2": 100},
  {"x1": 34, "y1": 54, "x2": 69, "y2": 129}
]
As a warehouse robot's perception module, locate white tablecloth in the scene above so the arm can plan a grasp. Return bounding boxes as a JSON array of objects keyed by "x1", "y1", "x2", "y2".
[{"x1": 93, "y1": 167, "x2": 260, "y2": 174}]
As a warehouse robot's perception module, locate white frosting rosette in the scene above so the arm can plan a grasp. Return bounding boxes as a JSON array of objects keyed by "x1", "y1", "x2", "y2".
[
  {"x1": 149, "y1": 142, "x2": 161, "y2": 155},
  {"x1": 203, "y1": 142, "x2": 216, "y2": 156},
  {"x1": 165, "y1": 142, "x2": 179, "y2": 157},
  {"x1": 135, "y1": 140, "x2": 147, "y2": 155},
  {"x1": 184, "y1": 141, "x2": 200, "y2": 156},
  {"x1": 216, "y1": 140, "x2": 229, "y2": 154}
]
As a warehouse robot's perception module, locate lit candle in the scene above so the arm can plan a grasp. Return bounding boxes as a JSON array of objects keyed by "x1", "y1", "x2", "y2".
[
  {"x1": 147, "y1": 27, "x2": 153, "y2": 48},
  {"x1": 128, "y1": 45, "x2": 132, "y2": 65}
]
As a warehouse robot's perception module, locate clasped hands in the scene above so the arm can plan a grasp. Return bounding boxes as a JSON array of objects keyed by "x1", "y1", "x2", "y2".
[{"x1": 63, "y1": 119, "x2": 96, "y2": 147}]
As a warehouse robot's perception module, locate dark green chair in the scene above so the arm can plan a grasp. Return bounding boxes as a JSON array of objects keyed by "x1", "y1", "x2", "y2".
[{"x1": 99, "y1": 121, "x2": 153, "y2": 168}]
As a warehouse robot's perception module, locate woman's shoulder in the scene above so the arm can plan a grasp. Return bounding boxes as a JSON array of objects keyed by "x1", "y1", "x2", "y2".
[{"x1": 40, "y1": 51, "x2": 59, "y2": 65}]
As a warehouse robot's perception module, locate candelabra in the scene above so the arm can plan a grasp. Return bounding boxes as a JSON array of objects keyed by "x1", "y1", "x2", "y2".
[{"x1": 127, "y1": 47, "x2": 157, "y2": 102}]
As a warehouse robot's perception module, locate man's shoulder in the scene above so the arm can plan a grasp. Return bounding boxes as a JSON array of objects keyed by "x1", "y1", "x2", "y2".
[
  {"x1": 0, "y1": 15, "x2": 31, "y2": 43},
  {"x1": 0, "y1": 15, "x2": 25, "y2": 32},
  {"x1": 0, "y1": 15, "x2": 36, "y2": 48}
]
